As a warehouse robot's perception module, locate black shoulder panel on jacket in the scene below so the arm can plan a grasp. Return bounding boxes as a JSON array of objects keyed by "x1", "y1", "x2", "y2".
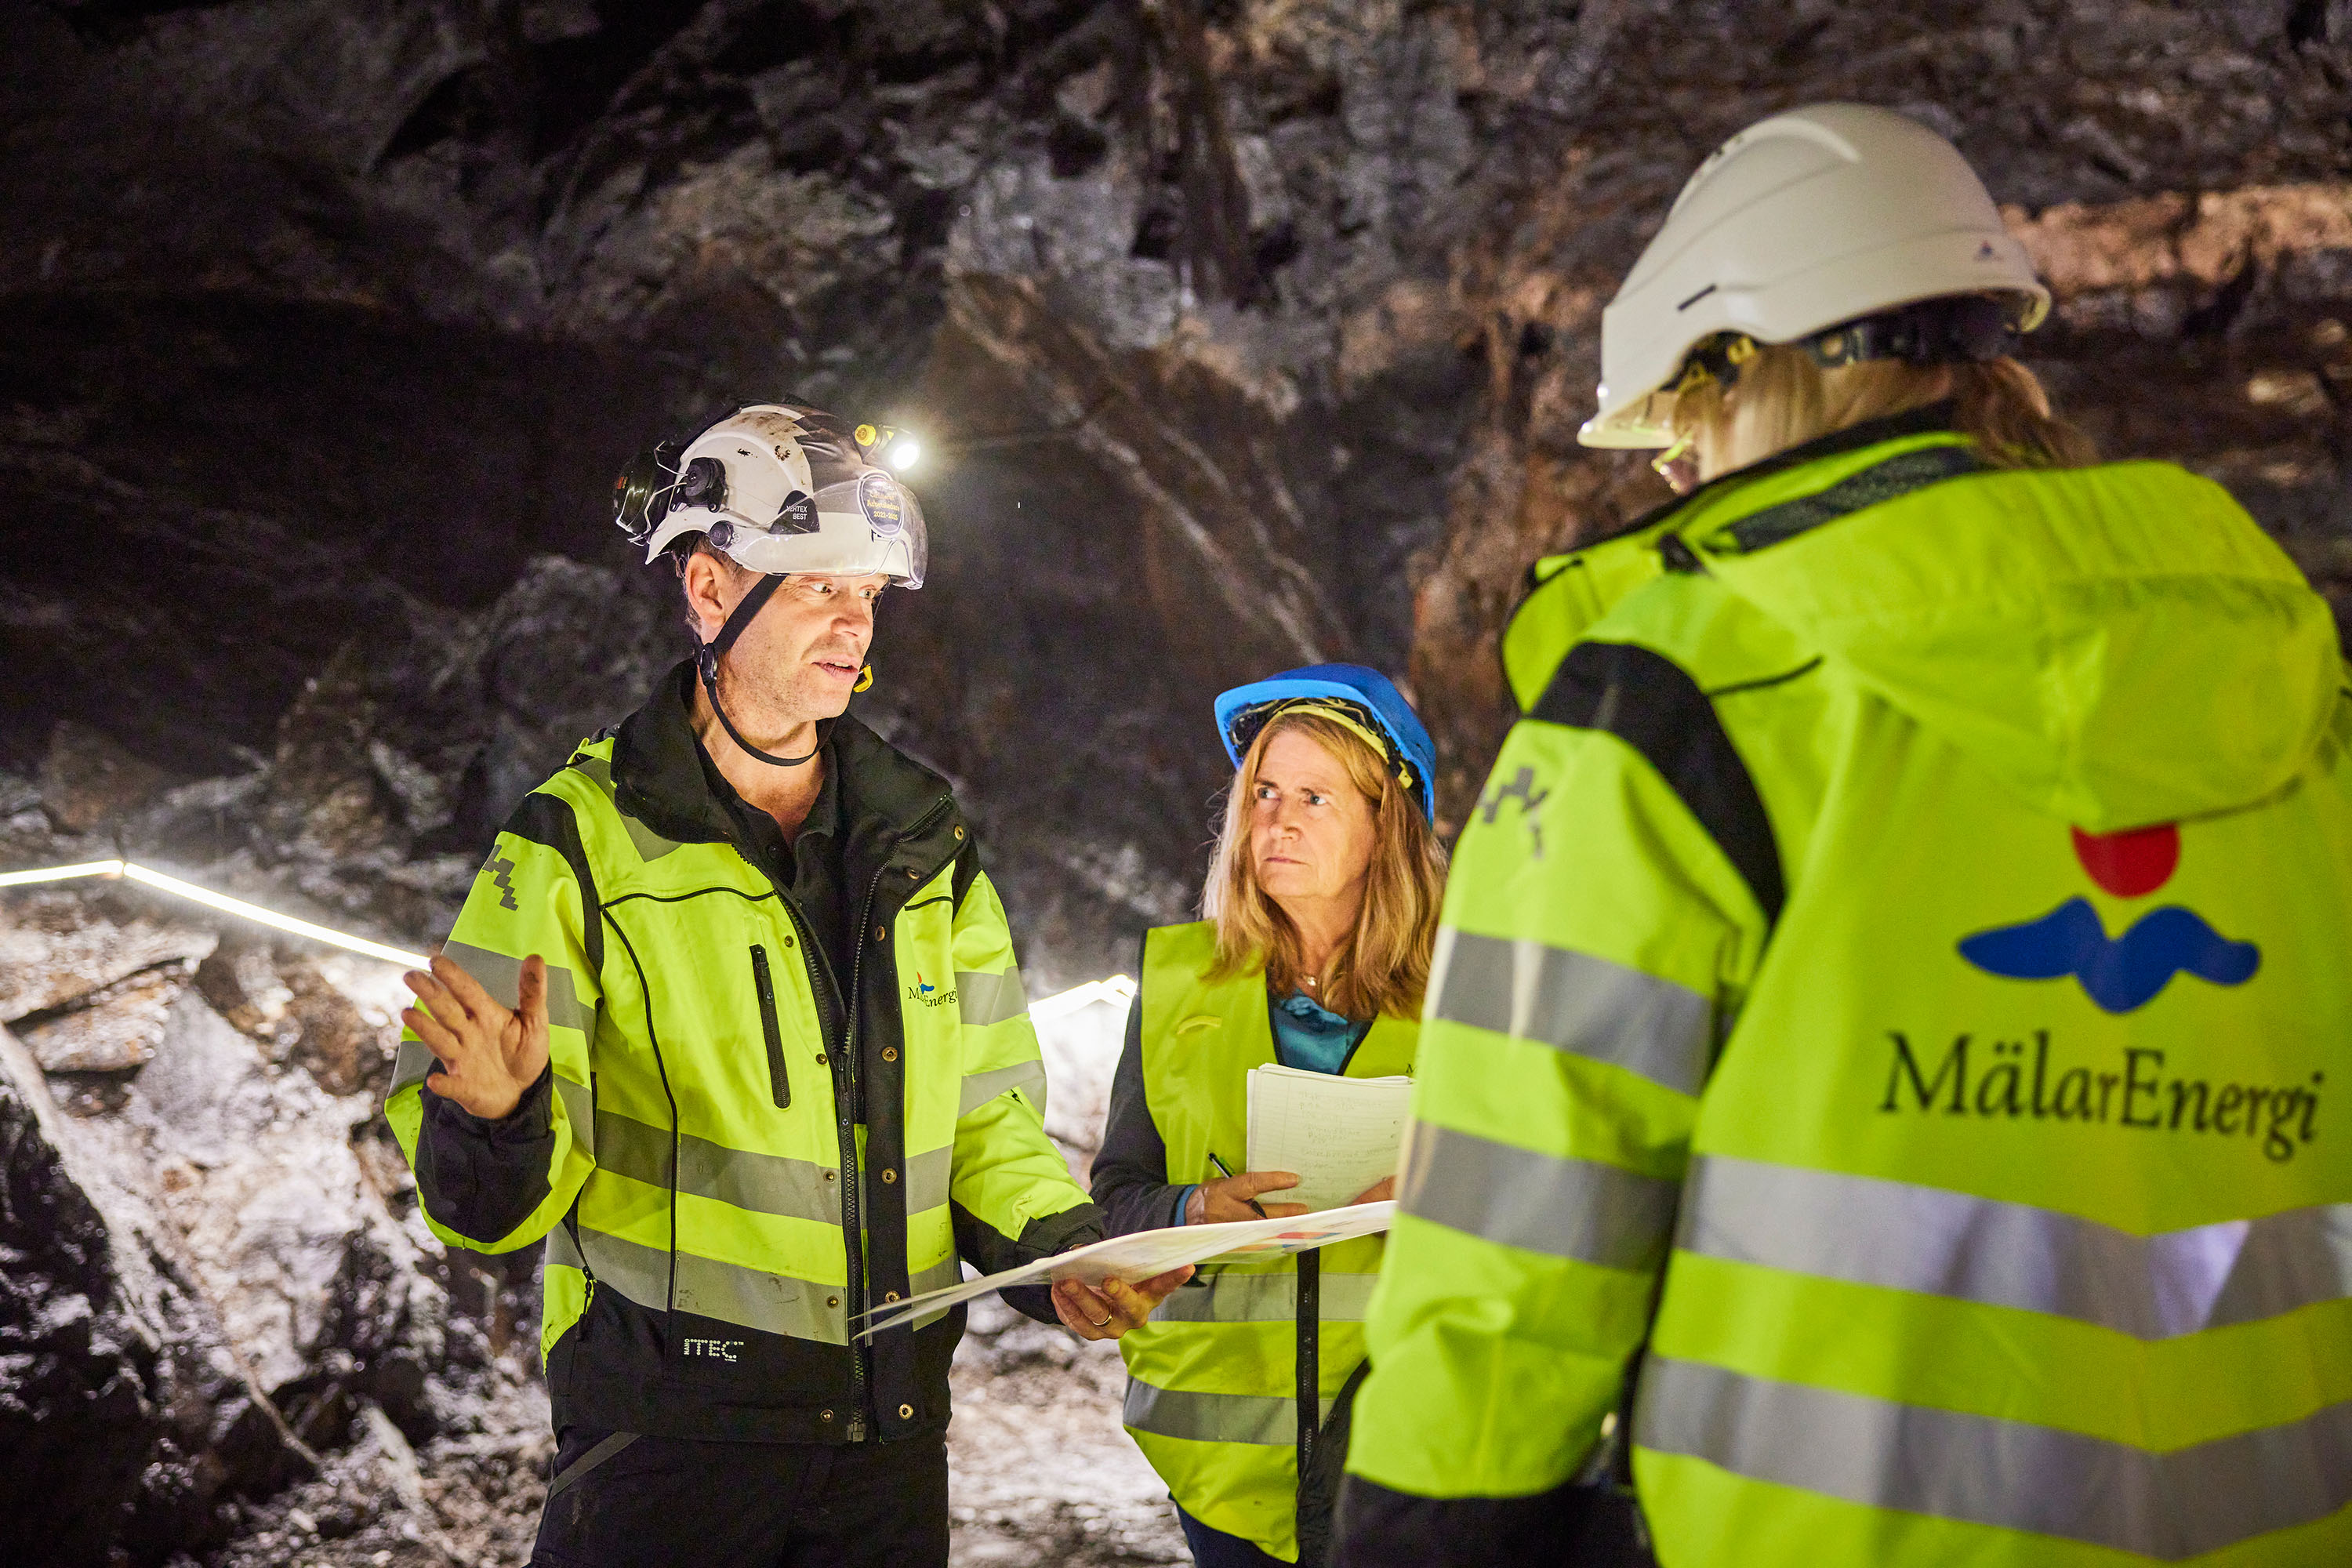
[
  {"x1": 950, "y1": 836, "x2": 983, "y2": 913},
  {"x1": 1726, "y1": 442, "x2": 1984, "y2": 553},
  {"x1": 503, "y1": 790, "x2": 604, "y2": 975},
  {"x1": 1534, "y1": 641, "x2": 1785, "y2": 927}
]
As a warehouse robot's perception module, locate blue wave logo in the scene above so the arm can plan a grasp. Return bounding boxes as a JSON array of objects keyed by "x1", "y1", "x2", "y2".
[{"x1": 1958, "y1": 898, "x2": 2260, "y2": 1014}]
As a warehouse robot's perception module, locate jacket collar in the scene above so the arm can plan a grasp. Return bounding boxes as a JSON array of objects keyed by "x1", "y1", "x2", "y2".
[
  {"x1": 1592, "y1": 400, "x2": 1961, "y2": 550},
  {"x1": 612, "y1": 660, "x2": 961, "y2": 865}
]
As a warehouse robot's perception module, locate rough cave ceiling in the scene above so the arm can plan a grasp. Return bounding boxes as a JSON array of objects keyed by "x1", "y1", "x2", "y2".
[{"x1": 5, "y1": 0, "x2": 2352, "y2": 978}]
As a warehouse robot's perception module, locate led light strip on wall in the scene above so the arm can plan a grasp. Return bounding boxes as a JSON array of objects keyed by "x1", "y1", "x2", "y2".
[
  {"x1": 0, "y1": 859, "x2": 1139, "y2": 1021},
  {"x1": 0, "y1": 858, "x2": 431, "y2": 967}
]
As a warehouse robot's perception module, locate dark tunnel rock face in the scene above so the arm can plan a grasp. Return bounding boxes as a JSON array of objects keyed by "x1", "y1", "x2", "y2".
[
  {"x1": 0, "y1": 0, "x2": 2343, "y2": 959},
  {"x1": 0, "y1": 1027, "x2": 168, "y2": 1566}
]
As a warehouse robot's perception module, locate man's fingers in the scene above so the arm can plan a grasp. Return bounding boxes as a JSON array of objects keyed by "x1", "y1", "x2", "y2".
[
  {"x1": 1135, "y1": 1265, "x2": 1194, "y2": 1298},
  {"x1": 1098, "y1": 1277, "x2": 1153, "y2": 1313},
  {"x1": 1058, "y1": 1279, "x2": 1113, "y2": 1318},
  {"x1": 1050, "y1": 1279, "x2": 1113, "y2": 1337},
  {"x1": 401, "y1": 1006, "x2": 463, "y2": 1059},
  {"x1": 1238, "y1": 1171, "x2": 1300, "y2": 1196},
  {"x1": 516, "y1": 954, "x2": 550, "y2": 1029},
  {"x1": 1261, "y1": 1202, "x2": 1312, "y2": 1219},
  {"x1": 1048, "y1": 1287, "x2": 1103, "y2": 1339},
  {"x1": 431, "y1": 953, "x2": 501, "y2": 1024}
]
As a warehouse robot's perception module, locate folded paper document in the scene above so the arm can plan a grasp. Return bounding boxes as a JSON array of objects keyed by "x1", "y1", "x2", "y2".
[
  {"x1": 1245, "y1": 1064, "x2": 1413, "y2": 1211},
  {"x1": 855, "y1": 1201, "x2": 1396, "y2": 1338}
]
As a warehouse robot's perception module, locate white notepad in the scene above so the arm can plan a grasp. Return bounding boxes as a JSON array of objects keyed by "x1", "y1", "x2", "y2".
[{"x1": 1245, "y1": 1063, "x2": 1414, "y2": 1212}]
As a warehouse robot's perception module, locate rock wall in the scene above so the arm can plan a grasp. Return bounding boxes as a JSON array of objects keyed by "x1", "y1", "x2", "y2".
[
  {"x1": 10, "y1": 2, "x2": 2352, "y2": 978},
  {"x1": 0, "y1": 882, "x2": 546, "y2": 1566}
]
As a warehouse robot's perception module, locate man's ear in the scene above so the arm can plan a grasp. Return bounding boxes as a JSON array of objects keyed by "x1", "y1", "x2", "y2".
[{"x1": 679, "y1": 549, "x2": 737, "y2": 642}]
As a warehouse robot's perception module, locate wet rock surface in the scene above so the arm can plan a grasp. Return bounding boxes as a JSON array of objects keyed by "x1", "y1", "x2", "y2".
[{"x1": 9, "y1": 1, "x2": 2352, "y2": 1563}]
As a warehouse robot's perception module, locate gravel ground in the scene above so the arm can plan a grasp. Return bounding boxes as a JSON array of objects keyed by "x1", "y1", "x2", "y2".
[
  {"x1": 949, "y1": 1297, "x2": 1186, "y2": 1566},
  {"x1": 191, "y1": 1306, "x2": 1184, "y2": 1568}
]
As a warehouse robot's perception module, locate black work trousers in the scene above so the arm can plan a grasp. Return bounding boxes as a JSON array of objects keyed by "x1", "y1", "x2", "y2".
[{"x1": 531, "y1": 1425, "x2": 949, "y2": 1568}]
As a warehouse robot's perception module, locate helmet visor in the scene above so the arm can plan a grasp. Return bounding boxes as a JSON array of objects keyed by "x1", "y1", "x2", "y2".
[{"x1": 713, "y1": 470, "x2": 927, "y2": 587}]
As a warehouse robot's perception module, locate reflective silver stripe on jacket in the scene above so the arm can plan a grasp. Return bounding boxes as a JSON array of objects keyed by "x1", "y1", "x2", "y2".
[
  {"x1": 564, "y1": 755, "x2": 684, "y2": 862},
  {"x1": 1636, "y1": 1356, "x2": 2352, "y2": 1559},
  {"x1": 1123, "y1": 1378, "x2": 1336, "y2": 1446},
  {"x1": 1682, "y1": 1154, "x2": 2352, "y2": 1339},
  {"x1": 958, "y1": 1060, "x2": 1050, "y2": 1119},
  {"x1": 1151, "y1": 1269, "x2": 1382, "y2": 1325},
  {"x1": 441, "y1": 940, "x2": 599, "y2": 1036},
  {"x1": 957, "y1": 968, "x2": 1029, "y2": 1029},
  {"x1": 1399, "y1": 1121, "x2": 1679, "y2": 1269},
  {"x1": 1428, "y1": 928, "x2": 1711, "y2": 1096},
  {"x1": 902, "y1": 1144, "x2": 953, "y2": 1213},
  {"x1": 594, "y1": 1109, "x2": 841, "y2": 1225},
  {"x1": 553, "y1": 1074, "x2": 596, "y2": 1159},
  {"x1": 548, "y1": 1221, "x2": 851, "y2": 1345},
  {"x1": 909, "y1": 1254, "x2": 964, "y2": 1330},
  {"x1": 390, "y1": 1036, "x2": 437, "y2": 1096}
]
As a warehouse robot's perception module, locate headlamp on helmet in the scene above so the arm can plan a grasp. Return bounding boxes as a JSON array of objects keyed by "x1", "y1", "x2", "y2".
[{"x1": 612, "y1": 403, "x2": 927, "y2": 588}]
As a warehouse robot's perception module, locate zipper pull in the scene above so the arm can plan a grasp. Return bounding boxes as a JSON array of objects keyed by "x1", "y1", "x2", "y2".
[{"x1": 1658, "y1": 534, "x2": 1706, "y2": 574}]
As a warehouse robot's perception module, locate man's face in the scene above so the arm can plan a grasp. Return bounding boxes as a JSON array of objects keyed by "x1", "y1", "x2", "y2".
[{"x1": 690, "y1": 560, "x2": 889, "y2": 724}]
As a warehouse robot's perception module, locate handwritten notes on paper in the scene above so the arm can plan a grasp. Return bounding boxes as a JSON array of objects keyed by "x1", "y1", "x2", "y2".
[{"x1": 1245, "y1": 1064, "x2": 1413, "y2": 1212}]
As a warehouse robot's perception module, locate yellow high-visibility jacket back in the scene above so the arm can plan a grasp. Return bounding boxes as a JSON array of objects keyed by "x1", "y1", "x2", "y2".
[{"x1": 1345, "y1": 416, "x2": 2352, "y2": 1564}]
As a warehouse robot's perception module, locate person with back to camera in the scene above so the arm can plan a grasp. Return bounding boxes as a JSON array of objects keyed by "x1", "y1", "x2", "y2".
[
  {"x1": 1333, "y1": 103, "x2": 2352, "y2": 1567},
  {"x1": 1089, "y1": 666, "x2": 1449, "y2": 1568},
  {"x1": 381, "y1": 403, "x2": 1189, "y2": 1568}
]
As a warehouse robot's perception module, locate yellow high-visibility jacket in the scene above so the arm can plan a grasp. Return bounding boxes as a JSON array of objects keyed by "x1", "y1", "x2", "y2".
[
  {"x1": 1342, "y1": 414, "x2": 2352, "y2": 1565},
  {"x1": 385, "y1": 663, "x2": 1096, "y2": 1444}
]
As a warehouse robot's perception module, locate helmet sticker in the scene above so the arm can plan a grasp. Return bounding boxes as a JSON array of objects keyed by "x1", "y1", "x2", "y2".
[
  {"x1": 859, "y1": 470, "x2": 906, "y2": 537},
  {"x1": 775, "y1": 488, "x2": 817, "y2": 534}
]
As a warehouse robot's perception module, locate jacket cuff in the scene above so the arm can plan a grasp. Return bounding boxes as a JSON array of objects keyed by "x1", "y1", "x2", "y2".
[
  {"x1": 431, "y1": 1062, "x2": 556, "y2": 1141},
  {"x1": 997, "y1": 1203, "x2": 1107, "y2": 1324},
  {"x1": 416, "y1": 1064, "x2": 559, "y2": 1245}
]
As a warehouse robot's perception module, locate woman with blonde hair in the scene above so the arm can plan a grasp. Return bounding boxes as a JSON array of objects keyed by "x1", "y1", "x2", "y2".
[
  {"x1": 1092, "y1": 664, "x2": 1446, "y2": 1568},
  {"x1": 1338, "y1": 103, "x2": 2352, "y2": 1568}
]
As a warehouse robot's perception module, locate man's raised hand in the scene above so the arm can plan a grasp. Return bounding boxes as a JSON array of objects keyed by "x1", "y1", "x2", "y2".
[{"x1": 402, "y1": 952, "x2": 551, "y2": 1121}]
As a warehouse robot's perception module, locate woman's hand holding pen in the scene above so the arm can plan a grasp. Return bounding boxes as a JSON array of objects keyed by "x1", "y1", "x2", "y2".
[{"x1": 1187, "y1": 1171, "x2": 1310, "y2": 1225}]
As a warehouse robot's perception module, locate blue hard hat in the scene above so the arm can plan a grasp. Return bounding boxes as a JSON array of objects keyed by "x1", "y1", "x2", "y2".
[{"x1": 1214, "y1": 663, "x2": 1438, "y2": 824}]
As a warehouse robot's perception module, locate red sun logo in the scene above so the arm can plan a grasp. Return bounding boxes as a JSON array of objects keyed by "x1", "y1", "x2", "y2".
[{"x1": 2071, "y1": 823, "x2": 2180, "y2": 898}]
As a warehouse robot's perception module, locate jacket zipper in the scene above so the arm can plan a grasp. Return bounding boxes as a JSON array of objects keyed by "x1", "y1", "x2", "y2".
[
  {"x1": 840, "y1": 798, "x2": 953, "y2": 1439},
  {"x1": 770, "y1": 888, "x2": 867, "y2": 1441},
  {"x1": 750, "y1": 944, "x2": 789, "y2": 1109}
]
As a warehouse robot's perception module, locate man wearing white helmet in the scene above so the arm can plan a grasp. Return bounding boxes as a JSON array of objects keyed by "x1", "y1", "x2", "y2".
[
  {"x1": 383, "y1": 404, "x2": 1189, "y2": 1566},
  {"x1": 1338, "y1": 106, "x2": 2352, "y2": 1566}
]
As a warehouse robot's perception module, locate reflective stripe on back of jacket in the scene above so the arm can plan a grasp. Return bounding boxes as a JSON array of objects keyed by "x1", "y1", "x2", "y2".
[
  {"x1": 1348, "y1": 416, "x2": 2352, "y2": 1564},
  {"x1": 383, "y1": 686, "x2": 1088, "y2": 1445},
  {"x1": 1120, "y1": 920, "x2": 1417, "y2": 1562}
]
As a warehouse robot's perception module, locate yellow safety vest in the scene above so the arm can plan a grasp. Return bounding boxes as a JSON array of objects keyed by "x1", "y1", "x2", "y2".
[{"x1": 1121, "y1": 920, "x2": 1417, "y2": 1561}]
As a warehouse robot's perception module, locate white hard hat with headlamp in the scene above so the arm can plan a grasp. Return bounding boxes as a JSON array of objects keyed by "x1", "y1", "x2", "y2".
[
  {"x1": 619, "y1": 403, "x2": 928, "y2": 583},
  {"x1": 612, "y1": 402, "x2": 927, "y2": 768},
  {"x1": 1580, "y1": 102, "x2": 2053, "y2": 451}
]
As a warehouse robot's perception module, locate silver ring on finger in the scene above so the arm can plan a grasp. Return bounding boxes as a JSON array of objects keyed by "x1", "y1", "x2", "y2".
[{"x1": 1088, "y1": 1314, "x2": 1111, "y2": 1329}]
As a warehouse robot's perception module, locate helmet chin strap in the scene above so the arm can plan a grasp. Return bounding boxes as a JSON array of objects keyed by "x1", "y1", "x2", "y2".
[{"x1": 694, "y1": 573, "x2": 825, "y2": 768}]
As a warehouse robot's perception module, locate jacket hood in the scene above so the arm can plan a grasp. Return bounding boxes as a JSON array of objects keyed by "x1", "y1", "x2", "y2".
[{"x1": 1691, "y1": 456, "x2": 2343, "y2": 831}]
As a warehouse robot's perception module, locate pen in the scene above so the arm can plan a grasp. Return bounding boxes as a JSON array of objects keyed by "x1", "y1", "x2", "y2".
[{"x1": 1207, "y1": 1152, "x2": 1267, "y2": 1218}]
